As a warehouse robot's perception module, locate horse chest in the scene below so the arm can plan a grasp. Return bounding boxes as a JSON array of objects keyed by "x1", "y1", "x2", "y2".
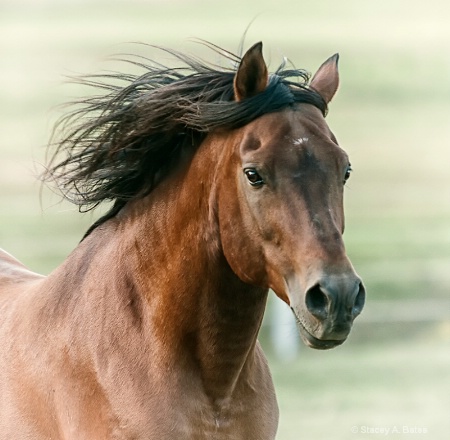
[
  {"x1": 102, "y1": 399, "x2": 274, "y2": 440},
  {"x1": 158, "y1": 396, "x2": 276, "y2": 440}
]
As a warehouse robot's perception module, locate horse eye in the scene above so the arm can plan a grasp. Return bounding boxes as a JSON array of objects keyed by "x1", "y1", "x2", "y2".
[
  {"x1": 344, "y1": 165, "x2": 352, "y2": 183},
  {"x1": 244, "y1": 168, "x2": 264, "y2": 187}
]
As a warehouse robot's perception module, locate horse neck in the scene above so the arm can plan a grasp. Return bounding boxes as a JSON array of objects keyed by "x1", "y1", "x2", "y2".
[{"x1": 114, "y1": 136, "x2": 269, "y2": 400}]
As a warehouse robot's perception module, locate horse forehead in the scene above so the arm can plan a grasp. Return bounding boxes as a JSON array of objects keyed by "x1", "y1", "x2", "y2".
[
  {"x1": 250, "y1": 107, "x2": 327, "y2": 142},
  {"x1": 246, "y1": 109, "x2": 337, "y2": 162},
  {"x1": 253, "y1": 109, "x2": 301, "y2": 133}
]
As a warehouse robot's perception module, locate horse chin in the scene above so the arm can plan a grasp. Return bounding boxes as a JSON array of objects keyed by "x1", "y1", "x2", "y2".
[{"x1": 296, "y1": 318, "x2": 346, "y2": 350}]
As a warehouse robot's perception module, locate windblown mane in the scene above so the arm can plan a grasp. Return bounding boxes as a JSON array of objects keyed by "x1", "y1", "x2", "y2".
[{"x1": 44, "y1": 42, "x2": 327, "y2": 236}]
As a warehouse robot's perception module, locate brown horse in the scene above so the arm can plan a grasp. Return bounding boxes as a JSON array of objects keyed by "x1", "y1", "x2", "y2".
[{"x1": 0, "y1": 42, "x2": 365, "y2": 439}]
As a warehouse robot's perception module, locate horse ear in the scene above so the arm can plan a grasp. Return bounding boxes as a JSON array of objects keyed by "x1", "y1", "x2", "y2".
[
  {"x1": 310, "y1": 53, "x2": 340, "y2": 104},
  {"x1": 234, "y1": 42, "x2": 269, "y2": 102}
]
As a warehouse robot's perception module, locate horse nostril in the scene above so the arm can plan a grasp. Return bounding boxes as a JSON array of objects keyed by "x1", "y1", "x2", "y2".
[
  {"x1": 305, "y1": 284, "x2": 329, "y2": 320},
  {"x1": 352, "y1": 282, "x2": 366, "y2": 318}
]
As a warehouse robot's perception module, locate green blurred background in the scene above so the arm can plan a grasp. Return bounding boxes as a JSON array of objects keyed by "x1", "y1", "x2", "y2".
[{"x1": 1, "y1": 0, "x2": 449, "y2": 438}]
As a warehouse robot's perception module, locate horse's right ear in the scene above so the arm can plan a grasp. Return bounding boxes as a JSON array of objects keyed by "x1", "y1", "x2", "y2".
[{"x1": 234, "y1": 42, "x2": 269, "y2": 102}]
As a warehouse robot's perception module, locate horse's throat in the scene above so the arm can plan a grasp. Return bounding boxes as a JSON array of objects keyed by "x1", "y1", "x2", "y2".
[{"x1": 192, "y1": 274, "x2": 268, "y2": 400}]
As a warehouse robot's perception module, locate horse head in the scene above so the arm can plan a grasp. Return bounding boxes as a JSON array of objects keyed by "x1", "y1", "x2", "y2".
[{"x1": 217, "y1": 43, "x2": 365, "y2": 349}]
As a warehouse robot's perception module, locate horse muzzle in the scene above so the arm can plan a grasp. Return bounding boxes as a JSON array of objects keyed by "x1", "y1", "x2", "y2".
[{"x1": 289, "y1": 270, "x2": 366, "y2": 350}]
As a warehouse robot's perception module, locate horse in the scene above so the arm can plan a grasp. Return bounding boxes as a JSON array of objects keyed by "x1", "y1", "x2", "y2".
[{"x1": 0, "y1": 41, "x2": 365, "y2": 439}]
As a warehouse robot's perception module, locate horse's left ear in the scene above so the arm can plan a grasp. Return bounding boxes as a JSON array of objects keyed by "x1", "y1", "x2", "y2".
[
  {"x1": 310, "y1": 53, "x2": 340, "y2": 104},
  {"x1": 234, "y1": 42, "x2": 269, "y2": 102}
]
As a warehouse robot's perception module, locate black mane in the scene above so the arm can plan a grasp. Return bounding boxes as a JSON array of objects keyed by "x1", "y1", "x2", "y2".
[{"x1": 44, "y1": 43, "x2": 327, "y2": 236}]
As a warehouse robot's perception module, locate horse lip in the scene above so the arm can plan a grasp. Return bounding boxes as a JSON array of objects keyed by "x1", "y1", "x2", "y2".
[{"x1": 295, "y1": 317, "x2": 346, "y2": 350}]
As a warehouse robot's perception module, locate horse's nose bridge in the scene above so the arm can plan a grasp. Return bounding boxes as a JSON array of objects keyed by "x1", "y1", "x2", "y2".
[{"x1": 306, "y1": 208, "x2": 346, "y2": 261}]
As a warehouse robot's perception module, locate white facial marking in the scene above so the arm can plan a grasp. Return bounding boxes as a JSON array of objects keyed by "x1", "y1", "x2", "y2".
[{"x1": 293, "y1": 137, "x2": 309, "y2": 146}]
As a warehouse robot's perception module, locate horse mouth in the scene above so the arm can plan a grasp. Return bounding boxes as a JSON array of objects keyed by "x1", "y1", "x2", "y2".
[{"x1": 295, "y1": 318, "x2": 345, "y2": 350}]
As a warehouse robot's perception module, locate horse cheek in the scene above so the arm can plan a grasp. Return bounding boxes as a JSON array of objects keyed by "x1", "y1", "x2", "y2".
[{"x1": 218, "y1": 193, "x2": 268, "y2": 288}]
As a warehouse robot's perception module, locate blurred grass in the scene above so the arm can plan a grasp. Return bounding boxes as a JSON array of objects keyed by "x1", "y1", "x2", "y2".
[
  {"x1": 271, "y1": 337, "x2": 450, "y2": 440},
  {"x1": 1, "y1": 0, "x2": 450, "y2": 438}
]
